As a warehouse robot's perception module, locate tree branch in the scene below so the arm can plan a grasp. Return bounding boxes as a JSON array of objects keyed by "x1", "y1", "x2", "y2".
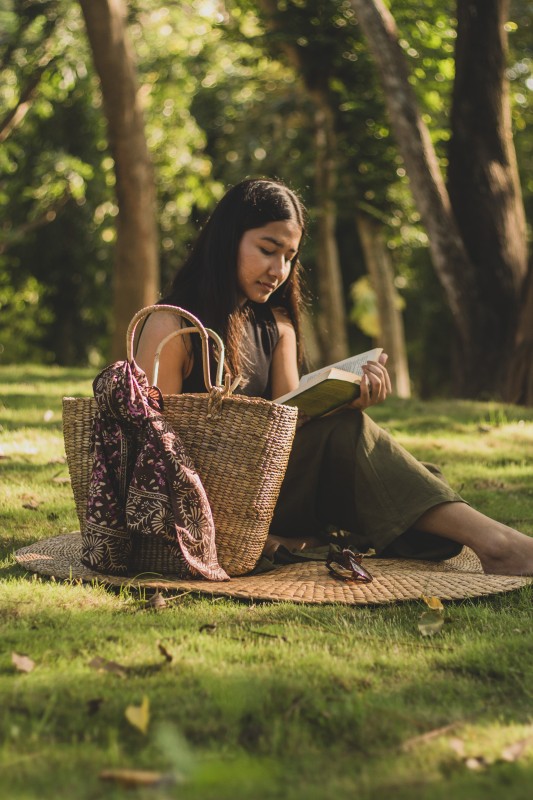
[{"x1": 0, "y1": 56, "x2": 55, "y2": 142}]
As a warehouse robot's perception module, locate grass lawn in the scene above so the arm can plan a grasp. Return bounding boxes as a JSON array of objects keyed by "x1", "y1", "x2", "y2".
[{"x1": 1, "y1": 364, "x2": 533, "y2": 800}]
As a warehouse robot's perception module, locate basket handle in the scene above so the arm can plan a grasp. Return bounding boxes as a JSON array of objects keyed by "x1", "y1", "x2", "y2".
[
  {"x1": 127, "y1": 304, "x2": 224, "y2": 392},
  {"x1": 153, "y1": 326, "x2": 225, "y2": 388}
]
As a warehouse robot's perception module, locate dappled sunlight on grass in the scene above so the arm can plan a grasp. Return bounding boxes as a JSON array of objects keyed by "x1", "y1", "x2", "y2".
[
  {"x1": 397, "y1": 432, "x2": 531, "y2": 465},
  {"x1": 0, "y1": 429, "x2": 64, "y2": 457}
]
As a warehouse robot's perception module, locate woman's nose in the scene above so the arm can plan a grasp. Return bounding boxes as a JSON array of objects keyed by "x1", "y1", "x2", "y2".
[{"x1": 269, "y1": 255, "x2": 289, "y2": 276}]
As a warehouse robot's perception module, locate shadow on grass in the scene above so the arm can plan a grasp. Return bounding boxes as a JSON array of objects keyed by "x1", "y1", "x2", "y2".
[{"x1": 1, "y1": 598, "x2": 532, "y2": 758}]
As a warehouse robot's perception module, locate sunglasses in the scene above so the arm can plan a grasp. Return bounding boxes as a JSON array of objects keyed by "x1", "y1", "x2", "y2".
[{"x1": 326, "y1": 547, "x2": 373, "y2": 584}]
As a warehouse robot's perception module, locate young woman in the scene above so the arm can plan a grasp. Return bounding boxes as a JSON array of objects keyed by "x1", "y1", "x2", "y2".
[{"x1": 136, "y1": 178, "x2": 533, "y2": 576}]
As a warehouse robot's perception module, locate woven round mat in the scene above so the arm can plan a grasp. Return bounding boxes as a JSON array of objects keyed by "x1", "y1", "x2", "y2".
[{"x1": 14, "y1": 533, "x2": 532, "y2": 605}]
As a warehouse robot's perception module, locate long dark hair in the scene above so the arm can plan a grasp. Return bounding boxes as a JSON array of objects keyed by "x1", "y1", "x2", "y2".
[{"x1": 162, "y1": 178, "x2": 307, "y2": 378}]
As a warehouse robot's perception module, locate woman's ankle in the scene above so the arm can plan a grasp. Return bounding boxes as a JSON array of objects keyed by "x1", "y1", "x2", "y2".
[{"x1": 476, "y1": 525, "x2": 533, "y2": 575}]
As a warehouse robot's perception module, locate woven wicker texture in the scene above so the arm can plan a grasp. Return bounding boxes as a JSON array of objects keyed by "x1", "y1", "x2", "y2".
[
  {"x1": 15, "y1": 533, "x2": 532, "y2": 605},
  {"x1": 62, "y1": 395, "x2": 298, "y2": 577}
]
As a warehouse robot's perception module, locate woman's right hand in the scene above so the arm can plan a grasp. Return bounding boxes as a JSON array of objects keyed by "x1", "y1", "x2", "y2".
[{"x1": 349, "y1": 353, "x2": 392, "y2": 411}]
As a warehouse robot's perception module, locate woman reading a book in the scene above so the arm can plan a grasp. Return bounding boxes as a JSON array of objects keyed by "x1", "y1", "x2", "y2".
[{"x1": 136, "y1": 178, "x2": 533, "y2": 576}]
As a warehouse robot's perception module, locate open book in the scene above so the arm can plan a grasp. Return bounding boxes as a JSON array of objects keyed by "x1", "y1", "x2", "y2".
[{"x1": 274, "y1": 347, "x2": 383, "y2": 417}]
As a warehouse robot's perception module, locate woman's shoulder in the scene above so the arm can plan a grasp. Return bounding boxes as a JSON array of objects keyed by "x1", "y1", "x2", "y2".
[
  {"x1": 247, "y1": 303, "x2": 295, "y2": 346},
  {"x1": 271, "y1": 305, "x2": 295, "y2": 334},
  {"x1": 135, "y1": 307, "x2": 193, "y2": 383},
  {"x1": 135, "y1": 308, "x2": 183, "y2": 352},
  {"x1": 140, "y1": 308, "x2": 183, "y2": 336},
  {"x1": 135, "y1": 306, "x2": 196, "y2": 393}
]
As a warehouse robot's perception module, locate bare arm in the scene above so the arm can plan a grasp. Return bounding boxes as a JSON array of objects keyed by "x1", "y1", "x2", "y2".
[
  {"x1": 135, "y1": 311, "x2": 192, "y2": 394},
  {"x1": 270, "y1": 308, "x2": 300, "y2": 399}
]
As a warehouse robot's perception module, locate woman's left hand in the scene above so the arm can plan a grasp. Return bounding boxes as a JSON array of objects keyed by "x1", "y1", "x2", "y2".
[{"x1": 349, "y1": 353, "x2": 392, "y2": 411}]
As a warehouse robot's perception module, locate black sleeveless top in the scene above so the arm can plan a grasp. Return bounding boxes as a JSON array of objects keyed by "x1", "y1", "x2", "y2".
[{"x1": 181, "y1": 303, "x2": 280, "y2": 399}]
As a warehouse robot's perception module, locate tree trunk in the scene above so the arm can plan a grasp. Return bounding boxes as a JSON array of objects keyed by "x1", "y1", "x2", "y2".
[
  {"x1": 505, "y1": 262, "x2": 533, "y2": 404},
  {"x1": 448, "y1": 0, "x2": 530, "y2": 398},
  {"x1": 355, "y1": 212, "x2": 411, "y2": 398},
  {"x1": 313, "y1": 99, "x2": 349, "y2": 363},
  {"x1": 258, "y1": 0, "x2": 349, "y2": 365},
  {"x1": 79, "y1": 0, "x2": 159, "y2": 360},
  {"x1": 349, "y1": 0, "x2": 529, "y2": 399}
]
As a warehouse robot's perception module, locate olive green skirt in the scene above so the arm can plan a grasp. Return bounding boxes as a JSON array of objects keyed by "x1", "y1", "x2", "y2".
[{"x1": 270, "y1": 409, "x2": 463, "y2": 561}]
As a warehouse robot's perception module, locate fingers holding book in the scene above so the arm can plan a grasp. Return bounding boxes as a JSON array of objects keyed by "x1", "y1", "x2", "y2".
[
  {"x1": 350, "y1": 353, "x2": 392, "y2": 410},
  {"x1": 274, "y1": 347, "x2": 387, "y2": 418}
]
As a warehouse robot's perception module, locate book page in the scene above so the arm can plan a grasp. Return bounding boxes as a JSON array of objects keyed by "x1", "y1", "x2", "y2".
[{"x1": 298, "y1": 347, "x2": 382, "y2": 388}]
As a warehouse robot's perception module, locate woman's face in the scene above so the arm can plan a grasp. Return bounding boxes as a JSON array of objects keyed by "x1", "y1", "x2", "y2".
[{"x1": 236, "y1": 219, "x2": 302, "y2": 305}]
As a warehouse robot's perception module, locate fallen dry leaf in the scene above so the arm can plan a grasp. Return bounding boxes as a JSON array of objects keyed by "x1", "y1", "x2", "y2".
[
  {"x1": 500, "y1": 735, "x2": 533, "y2": 763},
  {"x1": 199, "y1": 623, "x2": 217, "y2": 634},
  {"x1": 12, "y1": 652, "x2": 35, "y2": 673},
  {"x1": 421, "y1": 595, "x2": 444, "y2": 611},
  {"x1": 22, "y1": 500, "x2": 41, "y2": 511},
  {"x1": 158, "y1": 642, "x2": 173, "y2": 663},
  {"x1": 125, "y1": 696, "x2": 150, "y2": 735},
  {"x1": 52, "y1": 476, "x2": 70, "y2": 485},
  {"x1": 99, "y1": 769, "x2": 173, "y2": 788},
  {"x1": 88, "y1": 656, "x2": 129, "y2": 678},
  {"x1": 448, "y1": 737, "x2": 466, "y2": 757},
  {"x1": 465, "y1": 756, "x2": 490, "y2": 771},
  {"x1": 145, "y1": 592, "x2": 167, "y2": 610}
]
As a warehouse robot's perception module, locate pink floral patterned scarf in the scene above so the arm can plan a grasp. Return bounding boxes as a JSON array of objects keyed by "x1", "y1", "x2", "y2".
[{"x1": 81, "y1": 359, "x2": 229, "y2": 581}]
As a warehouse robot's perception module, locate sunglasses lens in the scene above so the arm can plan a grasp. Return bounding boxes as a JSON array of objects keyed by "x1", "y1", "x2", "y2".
[
  {"x1": 342, "y1": 550, "x2": 373, "y2": 582},
  {"x1": 326, "y1": 549, "x2": 373, "y2": 583},
  {"x1": 327, "y1": 561, "x2": 355, "y2": 580}
]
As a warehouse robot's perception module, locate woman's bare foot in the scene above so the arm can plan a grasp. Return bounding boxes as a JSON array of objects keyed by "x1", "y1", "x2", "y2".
[
  {"x1": 263, "y1": 534, "x2": 322, "y2": 560},
  {"x1": 473, "y1": 522, "x2": 533, "y2": 576},
  {"x1": 414, "y1": 503, "x2": 533, "y2": 576}
]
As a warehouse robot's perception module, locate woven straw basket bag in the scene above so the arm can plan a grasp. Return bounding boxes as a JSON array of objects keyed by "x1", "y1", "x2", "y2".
[{"x1": 62, "y1": 305, "x2": 298, "y2": 577}]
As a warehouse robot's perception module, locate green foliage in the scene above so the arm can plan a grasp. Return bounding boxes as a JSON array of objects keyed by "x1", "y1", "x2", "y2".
[
  {"x1": 0, "y1": 0, "x2": 531, "y2": 397},
  {"x1": 0, "y1": 1, "x2": 113, "y2": 365},
  {"x1": 0, "y1": 275, "x2": 53, "y2": 363},
  {"x1": 127, "y1": 1, "x2": 226, "y2": 288}
]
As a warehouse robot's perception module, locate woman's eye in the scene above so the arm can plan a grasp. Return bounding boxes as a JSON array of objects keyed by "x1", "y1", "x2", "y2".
[{"x1": 260, "y1": 247, "x2": 275, "y2": 256}]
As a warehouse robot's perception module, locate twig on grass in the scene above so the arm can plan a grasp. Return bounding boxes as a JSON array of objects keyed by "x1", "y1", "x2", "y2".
[{"x1": 401, "y1": 718, "x2": 471, "y2": 752}]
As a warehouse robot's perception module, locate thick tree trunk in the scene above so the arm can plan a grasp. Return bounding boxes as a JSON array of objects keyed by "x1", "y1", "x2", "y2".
[
  {"x1": 79, "y1": 0, "x2": 159, "y2": 360},
  {"x1": 448, "y1": 0, "x2": 530, "y2": 398},
  {"x1": 355, "y1": 212, "x2": 411, "y2": 398},
  {"x1": 505, "y1": 263, "x2": 533, "y2": 404},
  {"x1": 349, "y1": 0, "x2": 528, "y2": 399},
  {"x1": 313, "y1": 99, "x2": 349, "y2": 363},
  {"x1": 349, "y1": 1, "x2": 475, "y2": 343}
]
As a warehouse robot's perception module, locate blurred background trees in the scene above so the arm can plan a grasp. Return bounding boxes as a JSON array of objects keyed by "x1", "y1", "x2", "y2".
[{"x1": 0, "y1": 0, "x2": 531, "y2": 401}]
